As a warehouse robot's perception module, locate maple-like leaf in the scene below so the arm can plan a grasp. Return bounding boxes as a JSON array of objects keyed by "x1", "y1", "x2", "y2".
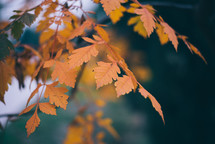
[
  {"x1": 128, "y1": 16, "x2": 148, "y2": 38},
  {"x1": 114, "y1": 75, "x2": 134, "y2": 97},
  {"x1": 0, "y1": 61, "x2": 14, "y2": 103},
  {"x1": 51, "y1": 61, "x2": 77, "y2": 87},
  {"x1": 68, "y1": 44, "x2": 99, "y2": 68},
  {"x1": 68, "y1": 19, "x2": 93, "y2": 40},
  {"x1": 161, "y1": 22, "x2": 178, "y2": 51},
  {"x1": 139, "y1": 87, "x2": 164, "y2": 123},
  {"x1": 39, "y1": 102, "x2": 56, "y2": 115},
  {"x1": 44, "y1": 82, "x2": 69, "y2": 110},
  {"x1": 94, "y1": 61, "x2": 120, "y2": 89},
  {"x1": 110, "y1": 6, "x2": 126, "y2": 24},
  {"x1": 100, "y1": 0, "x2": 126, "y2": 15},
  {"x1": 134, "y1": 8, "x2": 156, "y2": 37},
  {"x1": 25, "y1": 109, "x2": 40, "y2": 137}
]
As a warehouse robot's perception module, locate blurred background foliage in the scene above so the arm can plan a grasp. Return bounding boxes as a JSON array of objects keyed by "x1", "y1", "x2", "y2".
[{"x1": 0, "y1": 0, "x2": 215, "y2": 144}]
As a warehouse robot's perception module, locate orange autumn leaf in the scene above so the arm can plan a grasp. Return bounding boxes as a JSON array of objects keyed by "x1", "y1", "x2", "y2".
[
  {"x1": 114, "y1": 75, "x2": 135, "y2": 97},
  {"x1": 139, "y1": 87, "x2": 165, "y2": 123},
  {"x1": 100, "y1": 0, "x2": 126, "y2": 15},
  {"x1": 179, "y1": 36, "x2": 207, "y2": 64},
  {"x1": 43, "y1": 59, "x2": 55, "y2": 68},
  {"x1": 0, "y1": 61, "x2": 14, "y2": 103},
  {"x1": 94, "y1": 61, "x2": 120, "y2": 89},
  {"x1": 19, "y1": 103, "x2": 36, "y2": 116},
  {"x1": 161, "y1": 22, "x2": 178, "y2": 51},
  {"x1": 39, "y1": 102, "x2": 56, "y2": 115},
  {"x1": 68, "y1": 19, "x2": 93, "y2": 40},
  {"x1": 44, "y1": 82, "x2": 69, "y2": 110},
  {"x1": 25, "y1": 109, "x2": 40, "y2": 137},
  {"x1": 51, "y1": 61, "x2": 77, "y2": 87},
  {"x1": 189, "y1": 43, "x2": 207, "y2": 64},
  {"x1": 68, "y1": 44, "x2": 99, "y2": 68},
  {"x1": 134, "y1": 7, "x2": 156, "y2": 37},
  {"x1": 26, "y1": 83, "x2": 42, "y2": 107}
]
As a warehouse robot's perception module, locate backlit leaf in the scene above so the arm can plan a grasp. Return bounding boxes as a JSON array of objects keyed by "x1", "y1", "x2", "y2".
[
  {"x1": 25, "y1": 109, "x2": 40, "y2": 137},
  {"x1": 114, "y1": 75, "x2": 134, "y2": 97},
  {"x1": 44, "y1": 82, "x2": 69, "y2": 110},
  {"x1": 94, "y1": 61, "x2": 120, "y2": 88},
  {"x1": 26, "y1": 83, "x2": 42, "y2": 107},
  {"x1": 68, "y1": 44, "x2": 99, "y2": 68},
  {"x1": 19, "y1": 103, "x2": 36, "y2": 116},
  {"x1": 139, "y1": 87, "x2": 164, "y2": 123},
  {"x1": 134, "y1": 8, "x2": 156, "y2": 37},
  {"x1": 161, "y1": 22, "x2": 178, "y2": 51},
  {"x1": 39, "y1": 102, "x2": 56, "y2": 115},
  {"x1": 51, "y1": 61, "x2": 77, "y2": 87},
  {"x1": 100, "y1": 0, "x2": 126, "y2": 15}
]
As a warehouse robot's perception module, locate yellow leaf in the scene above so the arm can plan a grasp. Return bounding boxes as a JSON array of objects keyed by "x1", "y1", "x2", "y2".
[
  {"x1": 68, "y1": 44, "x2": 99, "y2": 68},
  {"x1": 128, "y1": 16, "x2": 147, "y2": 38},
  {"x1": 94, "y1": 26, "x2": 109, "y2": 42},
  {"x1": 39, "y1": 28, "x2": 55, "y2": 44},
  {"x1": 94, "y1": 61, "x2": 120, "y2": 88},
  {"x1": 156, "y1": 23, "x2": 169, "y2": 45},
  {"x1": 98, "y1": 118, "x2": 119, "y2": 139},
  {"x1": 25, "y1": 109, "x2": 40, "y2": 137},
  {"x1": 51, "y1": 61, "x2": 77, "y2": 87},
  {"x1": 114, "y1": 75, "x2": 134, "y2": 97},
  {"x1": 39, "y1": 102, "x2": 56, "y2": 115},
  {"x1": 44, "y1": 82, "x2": 69, "y2": 110},
  {"x1": 139, "y1": 87, "x2": 165, "y2": 123},
  {"x1": 134, "y1": 8, "x2": 156, "y2": 37},
  {"x1": 161, "y1": 22, "x2": 178, "y2": 51},
  {"x1": 0, "y1": 61, "x2": 14, "y2": 103},
  {"x1": 95, "y1": 99, "x2": 106, "y2": 107},
  {"x1": 110, "y1": 6, "x2": 126, "y2": 24},
  {"x1": 100, "y1": 0, "x2": 126, "y2": 15}
]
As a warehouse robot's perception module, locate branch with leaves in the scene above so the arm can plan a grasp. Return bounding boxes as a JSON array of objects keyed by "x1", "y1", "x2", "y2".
[{"x1": 0, "y1": 0, "x2": 206, "y2": 139}]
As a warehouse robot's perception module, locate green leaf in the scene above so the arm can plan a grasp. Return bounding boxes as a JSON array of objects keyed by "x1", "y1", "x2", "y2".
[
  {"x1": 9, "y1": 15, "x2": 20, "y2": 20},
  {"x1": 0, "y1": 34, "x2": 14, "y2": 60},
  {"x1": 11, "y1": 21, "x2": 25, "y2": 40},
  {"x1": 20, "y1": 13, "x2": 36, "y2": 27},
  {"x1": 13, "y1": 10, "x2": 22, "y2": 13}
]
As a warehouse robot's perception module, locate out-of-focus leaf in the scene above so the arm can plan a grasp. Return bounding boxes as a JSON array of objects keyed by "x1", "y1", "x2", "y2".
[
  {"x1": 0, "y1": 34, "x2": 14, "y2": 60},
  {"x1": 11, "y1": 21, "x2": 25, "y2": 40},
  {"x1": 20, "y1": 13, "x2": 36, "y2": 27}
]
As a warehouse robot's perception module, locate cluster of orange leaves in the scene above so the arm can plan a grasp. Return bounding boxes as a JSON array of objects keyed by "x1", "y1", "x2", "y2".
[{"x1": 0, "y1": 0, "x2": 206, "y2": 138}]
